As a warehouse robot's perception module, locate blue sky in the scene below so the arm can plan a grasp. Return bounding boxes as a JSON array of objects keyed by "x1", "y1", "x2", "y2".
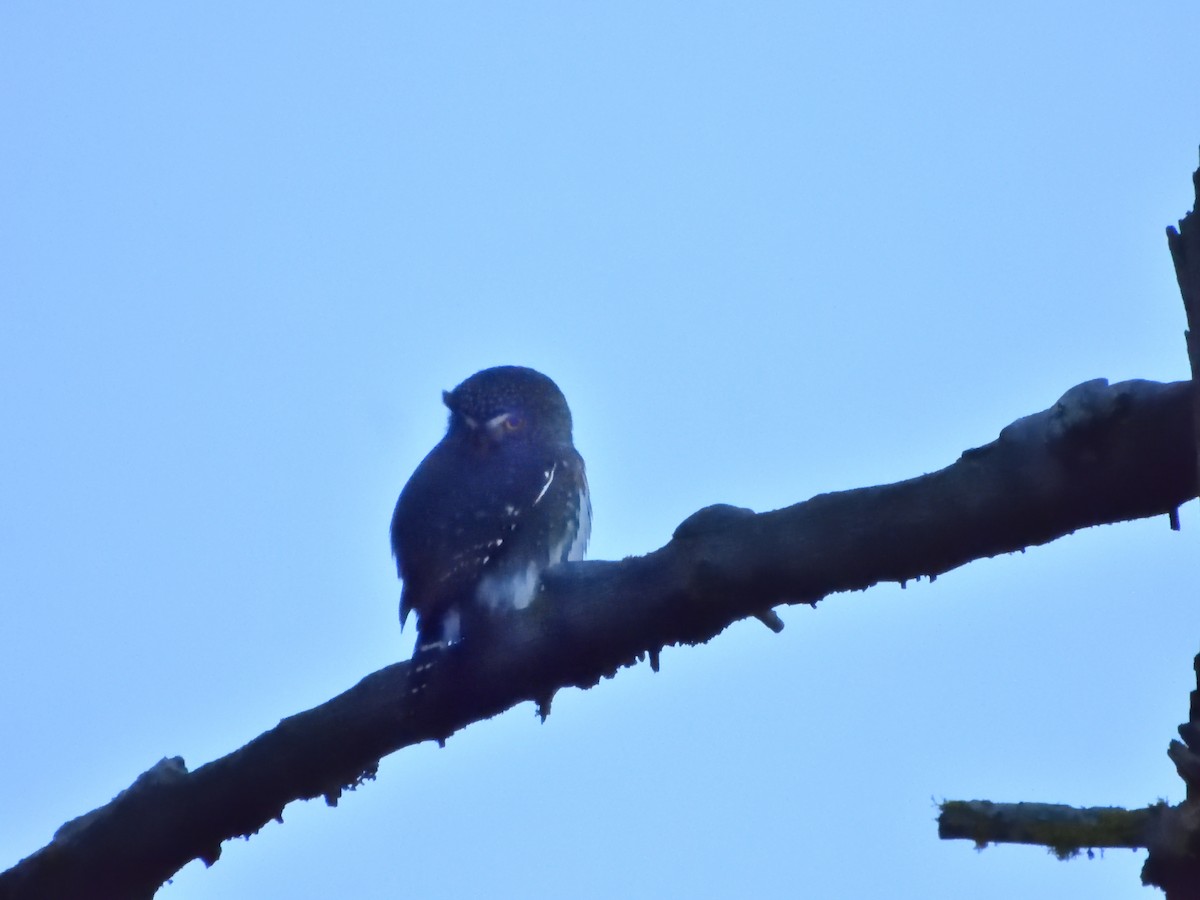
[{"x1": 2, "y1": 4, "x2": 1197, "y2": 898}]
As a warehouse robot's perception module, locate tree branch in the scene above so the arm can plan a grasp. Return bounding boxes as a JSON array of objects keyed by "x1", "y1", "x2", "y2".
[
  {"x1": 937, "y1": 801, "x2": 1162, "y2": 858},
  {"x1": 1, "y1": 377, "x2": 1195, "y2": 900},
  {"x1": 1140, "y1": 650, "x2": 1200, "y2": 896},
  {"x1": 1166, "y1": 153, "x2": 1200, "y2": 504}
]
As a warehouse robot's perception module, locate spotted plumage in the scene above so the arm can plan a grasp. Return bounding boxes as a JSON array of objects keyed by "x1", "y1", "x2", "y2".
[{"x1": 390, "y1": 366, "x2": 591, "y2": 652}]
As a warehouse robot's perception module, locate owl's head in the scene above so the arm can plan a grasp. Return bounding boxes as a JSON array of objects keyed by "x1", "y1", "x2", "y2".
[{"x1": 442, "y1": 366, "x2": 575, "y2": 448}]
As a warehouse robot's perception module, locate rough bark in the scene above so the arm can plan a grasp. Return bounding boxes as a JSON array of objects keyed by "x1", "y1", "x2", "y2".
[{"x1": 1, "y1": 377, "x2": 1195, "y2": 900}]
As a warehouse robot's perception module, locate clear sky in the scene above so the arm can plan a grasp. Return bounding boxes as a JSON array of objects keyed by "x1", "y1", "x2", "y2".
[{"x1": 2, "y1": 4, "x2": 1197, "y2": 898}]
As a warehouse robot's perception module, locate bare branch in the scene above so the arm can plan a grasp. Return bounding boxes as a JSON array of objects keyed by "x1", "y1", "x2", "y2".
[
  {"x1": 939, "y1": 648, "x2": 1200, "y2": 895},
  {"x1": 1, "y1": 377, "x2": 1195, "y2": 900},
  {"x1": 937, "y1": 800, "x2": 1161, "y2": 857}
]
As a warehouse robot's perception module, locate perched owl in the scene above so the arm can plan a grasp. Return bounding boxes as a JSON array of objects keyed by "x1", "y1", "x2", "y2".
[{"x1": 390, "y1": 366, "x2": 591, "y2": 653}]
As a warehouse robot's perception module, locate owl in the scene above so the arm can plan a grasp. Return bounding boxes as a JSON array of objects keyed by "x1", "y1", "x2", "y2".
[{"x1": 391, "y1": 366, "x2": 590, "y2": 653}]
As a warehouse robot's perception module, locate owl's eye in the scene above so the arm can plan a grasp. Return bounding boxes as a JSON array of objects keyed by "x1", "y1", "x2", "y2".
[{"x1": 503, "y1": 414, "x2": 525, "y2": 432}]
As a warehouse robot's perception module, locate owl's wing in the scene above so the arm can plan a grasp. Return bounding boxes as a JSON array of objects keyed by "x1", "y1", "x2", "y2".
[
  {"x1": 474, "y1": 448, "x2": 590, "y2": 612},
  {"x1": 391, "y1": 438, "x2": 566, "y2": 629}
]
